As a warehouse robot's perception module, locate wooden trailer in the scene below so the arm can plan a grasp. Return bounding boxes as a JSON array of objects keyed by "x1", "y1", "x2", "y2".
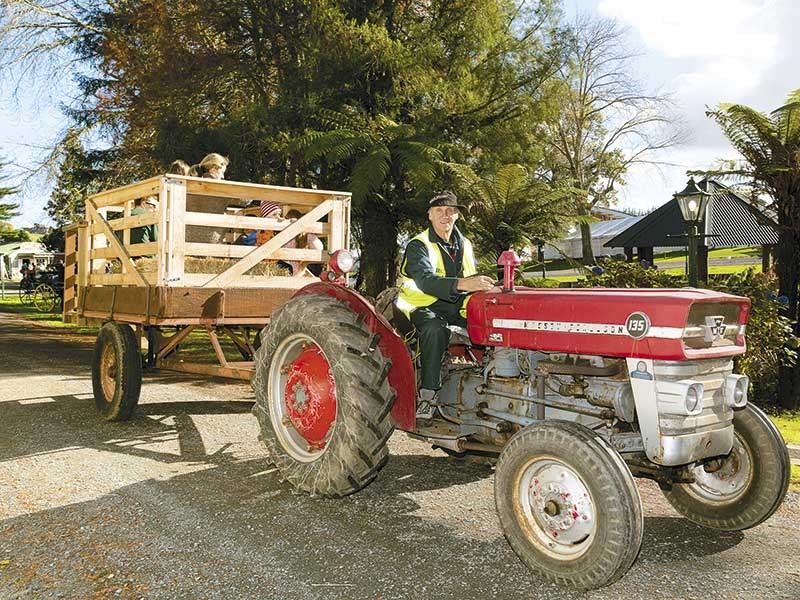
[{"x1": 62, "y1": 175, "x2": 351, "y2": 418}]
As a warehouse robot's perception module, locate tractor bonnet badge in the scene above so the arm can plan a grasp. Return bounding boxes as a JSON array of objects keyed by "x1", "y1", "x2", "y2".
[
  {"x1": 702, "y1": 315, "x2": 727, "y2": 342},
  {"x1": 625, "y1": 312, "x2": 650, "y2": 339}
]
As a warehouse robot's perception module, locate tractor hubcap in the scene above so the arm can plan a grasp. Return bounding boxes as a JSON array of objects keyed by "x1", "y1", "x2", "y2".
[
  {"x1": 688, "y1": 435, "x2": 752, "y2": 502},
  {"x1": 517, "y1": 458, "x2": 596, "y2": 559},
  {"x1": 269, "y1": 334, "x2": 337, "y2": 462}
]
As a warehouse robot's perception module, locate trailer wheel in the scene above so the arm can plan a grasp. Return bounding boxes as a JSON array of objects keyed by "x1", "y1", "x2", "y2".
[
  {"x1": 662, "y1": 403, "x2": 790, "y2": 531},
  {"x1": 495, "y1": 421, "x2": 643, "y2": 591},
  {"x1": 253, "y1": 293, "x2": 396, "y2": 497},
  {"x1": 91, "y1": 322, "x2": 142, "y2": 421}
]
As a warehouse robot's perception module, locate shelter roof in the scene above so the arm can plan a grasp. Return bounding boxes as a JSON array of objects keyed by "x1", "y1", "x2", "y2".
[{"x1": 604, "y1": 179, "x2": 778, "y2": 249}]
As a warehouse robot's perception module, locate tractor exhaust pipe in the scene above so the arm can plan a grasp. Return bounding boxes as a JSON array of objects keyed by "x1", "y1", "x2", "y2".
[{"x1": 457, "y1": 439, "x2": 501, "y2": 454}]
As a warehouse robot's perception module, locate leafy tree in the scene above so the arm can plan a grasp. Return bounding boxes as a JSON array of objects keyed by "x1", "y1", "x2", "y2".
[
  {"x1": 444, "y1": 163, "x2": 572, "y2": 263},
  {"x1": 0, "y1": 225, "x2": 31, "y2": 243},
  {"x1": 46, "y1": 131, "x2": 114, "y2": 226},
  {"x1": 2, "y1": 0, "x2": 571, "y2": 294},
  {"x1": 300, "y1": 109, "x2": 442, "y2": 296},
  {"x1": 703, "y1": 89, "x2": 800, "y2": 409},
  {"x1": 541, "y1": 14, "x2": 683, "y2": 264}
]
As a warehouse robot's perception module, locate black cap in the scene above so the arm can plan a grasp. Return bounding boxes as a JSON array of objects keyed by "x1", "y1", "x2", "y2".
[{"x1": 429, "y1": 191, "x2": 465, "y2": 209}]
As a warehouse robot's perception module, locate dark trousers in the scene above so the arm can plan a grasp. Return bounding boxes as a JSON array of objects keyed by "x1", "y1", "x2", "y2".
[{"x1": 410, "y1": 303, "x2": 467, "y2": 390}]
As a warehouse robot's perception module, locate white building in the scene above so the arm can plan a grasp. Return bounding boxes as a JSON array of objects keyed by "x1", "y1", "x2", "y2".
[
  {"x1": 545, "y1": 215, "x2": 644, "y2": 259},
  {"x1": 0, "y1": 241, "x2": 59, "y2": 279},
  {"x1": 544, "y1": 207, "x2": 676, "y2": 260}
]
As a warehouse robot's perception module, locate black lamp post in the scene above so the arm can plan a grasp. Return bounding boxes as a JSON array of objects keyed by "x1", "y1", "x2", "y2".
[{"x1": 674, "y1": 177, "x2": 711, "y2": 287}]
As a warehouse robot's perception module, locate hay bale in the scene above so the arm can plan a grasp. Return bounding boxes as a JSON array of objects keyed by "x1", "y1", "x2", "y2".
[{"x1": 111, "y1": 256, "x2": 292, "y2": 276}]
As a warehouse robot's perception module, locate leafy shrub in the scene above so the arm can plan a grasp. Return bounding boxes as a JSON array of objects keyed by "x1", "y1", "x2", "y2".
[
  {"x1": 713, "y1": 269, "x2": 797, "y2": 402},
  {"x1": 582, "y1": 259, "x2": 682, "y2": 288}
]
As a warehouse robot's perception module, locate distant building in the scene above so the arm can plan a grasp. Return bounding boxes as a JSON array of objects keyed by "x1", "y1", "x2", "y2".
[
  {"x1": 23, "y1": 223, "x2": 49, "y2": 235},
  {"x1": 544, "y1": 206, "x2": 671, "y2": 260},
  {"x1": 0, "y1": 241, "x2": 61, "y2": 279}
]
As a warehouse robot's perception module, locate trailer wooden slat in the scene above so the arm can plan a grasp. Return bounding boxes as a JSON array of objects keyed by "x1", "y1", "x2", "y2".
[
  {"x1": 183, "y1": 211, "x2": 328, "y2": 235},
  {"x1": 65, "y1": 175, "x2": 350, "y2": 382},
  {"x1": 89, "y1": 211, "x2": 160, "y2": 235},
  {"x1": 89, "y1": 177, "x2": 163, "y2": 209}
]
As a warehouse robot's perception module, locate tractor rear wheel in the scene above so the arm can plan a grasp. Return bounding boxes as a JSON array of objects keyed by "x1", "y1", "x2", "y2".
[
  {"x1": 494, "y1": 421, "x2": 643, "y2": 591},
  {"x1": 662, "y1": 403, "x2": 790, "y2": 530},
  {"x1": 253, "y1": 293, "x2": 396, "y2": 497},
  {"x1": 91, "y1": 322, "x2": 142, "y2": 421}
]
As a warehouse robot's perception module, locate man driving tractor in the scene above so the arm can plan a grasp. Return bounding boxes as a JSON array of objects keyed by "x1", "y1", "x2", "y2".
[{"x1": 395, "y1": 191, "x2": 495, "y2": 418}]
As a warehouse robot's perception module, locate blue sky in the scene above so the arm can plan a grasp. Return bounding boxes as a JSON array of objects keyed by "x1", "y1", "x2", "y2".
[{"x1": 2, "y1": 0, "x2": 799, "y2": 227}]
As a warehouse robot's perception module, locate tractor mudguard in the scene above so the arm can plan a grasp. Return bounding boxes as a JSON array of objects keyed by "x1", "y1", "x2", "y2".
[{"x1": 293, "y1": 282, "x2": 416, "y2": 430}]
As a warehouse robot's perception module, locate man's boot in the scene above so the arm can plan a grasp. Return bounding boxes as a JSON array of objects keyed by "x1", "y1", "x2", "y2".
[{"x1": 415, "y1": 388, "x2": 438, "y2": 419}]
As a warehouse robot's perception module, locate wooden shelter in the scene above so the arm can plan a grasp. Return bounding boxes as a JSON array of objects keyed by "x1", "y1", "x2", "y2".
[{"x1": 603, "y1": 179, "x2": 778, "y2": 280}]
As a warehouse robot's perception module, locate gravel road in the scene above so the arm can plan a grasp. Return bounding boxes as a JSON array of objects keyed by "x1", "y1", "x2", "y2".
[{"x1": 1, "y1": 312, "x2": 799, "y2": 600}]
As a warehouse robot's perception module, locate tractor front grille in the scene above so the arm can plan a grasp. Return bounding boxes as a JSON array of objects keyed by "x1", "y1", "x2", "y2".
[
  {"x1": 682, "y1": 303, "x2": 742, "y2": 351},
  {"x1": 652, "y1": 358, "x2": 734, "y2": 435}
]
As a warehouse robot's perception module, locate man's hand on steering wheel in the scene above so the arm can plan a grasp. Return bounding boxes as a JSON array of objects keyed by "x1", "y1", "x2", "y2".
[{"x1": 456, "y1": 274, "x2": 495, "y2": 293}]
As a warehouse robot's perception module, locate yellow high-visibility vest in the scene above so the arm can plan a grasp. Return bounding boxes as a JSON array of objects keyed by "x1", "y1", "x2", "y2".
[{"x1": 395, "y1": 229, "x2": 477, "y2": 318}]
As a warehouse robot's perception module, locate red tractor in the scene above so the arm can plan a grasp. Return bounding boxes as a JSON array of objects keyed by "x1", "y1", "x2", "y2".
[{"x1": 252, "y1": 250, "x2": 790, "y2": 591}]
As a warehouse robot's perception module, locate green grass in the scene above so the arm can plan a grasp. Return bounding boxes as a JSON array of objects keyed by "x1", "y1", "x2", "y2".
[
  {"x1": 653, "y1": 246, "x2": 761, "y2": 262},
  {"x1": 659, "y1": 264, "x2": 764, "y2": 276},
  {"x1": 0, "y1": 294, "x2": 87, "y2": 330},
  {"x1": 768, "y1": 413, "x2": 799, "y2": 492},
  {"x1": 771, "y1": 412, "x2": 800, "y2": 446},
  {"x1": 537, "y1": 246, "x2": 763, "y2": 275},
  {"x1": 0, "y1": 293, "x2": 243, "y2": 362}
]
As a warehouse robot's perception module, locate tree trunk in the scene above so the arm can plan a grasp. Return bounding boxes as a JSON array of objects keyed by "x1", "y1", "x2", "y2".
[
  {"x1": 774, "y1": 228, "x2": 800, "y2": 410},
  {"x1": 354, "y1": 202, "x2": 399, "y2": 298},
  {"x1": 579, "y1": 221, "x2": 595, "y2": 264}
]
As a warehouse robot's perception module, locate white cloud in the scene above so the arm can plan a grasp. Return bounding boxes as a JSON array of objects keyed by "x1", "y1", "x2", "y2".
[
  {"x1": 599, "y1": 0, "x2": 780, "y2": 99},
  {"x1": 594, "y1": 0, "x2": 796, "y2": 211}
]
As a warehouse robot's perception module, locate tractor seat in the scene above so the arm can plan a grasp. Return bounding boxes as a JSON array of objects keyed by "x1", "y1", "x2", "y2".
[
  {"x1": 374, "y1": 287, "x2": 415, "y2": 338},
  {"x1": 448, "y1": 325, "x2": 472, "y2": 346}
]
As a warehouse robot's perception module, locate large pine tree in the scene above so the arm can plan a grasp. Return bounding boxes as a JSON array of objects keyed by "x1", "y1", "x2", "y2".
[{"x1": 3, "y1": 0, "x2": 570, "y2": 294}]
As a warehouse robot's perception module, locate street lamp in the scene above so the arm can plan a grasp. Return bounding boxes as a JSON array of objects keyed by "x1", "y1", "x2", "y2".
[{"x1": 674, "y1": 177, "x2": 711, "y2": 287}]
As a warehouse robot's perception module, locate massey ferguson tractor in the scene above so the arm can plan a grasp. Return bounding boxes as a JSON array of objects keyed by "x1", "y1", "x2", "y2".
[
  {"x1": 252, "y1": 249, "x2": 791, "y2": 591},
  {"x1": 67, "y1": 177, "x2": 790, "y2": 592}
]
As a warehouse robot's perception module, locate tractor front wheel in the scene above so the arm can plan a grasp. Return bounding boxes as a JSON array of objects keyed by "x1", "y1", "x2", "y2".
[
  {"x1": 661, "y1": 403, "x2": 790, "y2": 530},
  {"x1": 494, "y1": 421, "x2": 643, "y2": 591},
  {"x1": 252, "y1": 293, "x2": 396, "y2": 497}
]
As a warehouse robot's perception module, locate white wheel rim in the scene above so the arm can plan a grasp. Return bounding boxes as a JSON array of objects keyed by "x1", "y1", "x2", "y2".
[
  {"x1": 516, "y1": 457, "x2": 597, "y2": 559},
  {"x1": 267, "y1": 333, "x2": 336, "y2": 463},
  {"x1": 686, "y1": 435, "x2": 752, "y2": 503}
]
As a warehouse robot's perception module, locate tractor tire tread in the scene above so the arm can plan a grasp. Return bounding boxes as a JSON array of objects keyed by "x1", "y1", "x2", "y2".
[{"x1": 253, "y1": 294, "x2": 395, "y2": 498}]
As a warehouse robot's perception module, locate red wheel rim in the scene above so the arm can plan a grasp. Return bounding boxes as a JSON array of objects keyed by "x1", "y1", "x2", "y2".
[{"x1": 284, "y1": 344, "x2": 337, "y2": 448}]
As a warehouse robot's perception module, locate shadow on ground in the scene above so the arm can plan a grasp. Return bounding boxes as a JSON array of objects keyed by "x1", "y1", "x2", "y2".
[{"x1": 2, "y1": 390, "x2": 778, "y2": 600}]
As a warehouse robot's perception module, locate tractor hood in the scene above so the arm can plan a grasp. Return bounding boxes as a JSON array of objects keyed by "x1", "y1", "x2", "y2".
[{"x1": 466, "y1": 287, "x2": 750, "y2": 361}]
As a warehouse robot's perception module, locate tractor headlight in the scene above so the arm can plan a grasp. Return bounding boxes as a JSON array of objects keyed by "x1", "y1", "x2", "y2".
[
  {"x1": 685, "y1": 383, "x2": 703, "y2": 414},
  {"x1": 724, "y1": 374, "x2": 749, "y2": 409},
  {"x1": 329, "y1": 250, "x2": 355, "y2": 275},
  {"x1": 655, "y1": 380, "x2": 705, "y2": 416}
]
